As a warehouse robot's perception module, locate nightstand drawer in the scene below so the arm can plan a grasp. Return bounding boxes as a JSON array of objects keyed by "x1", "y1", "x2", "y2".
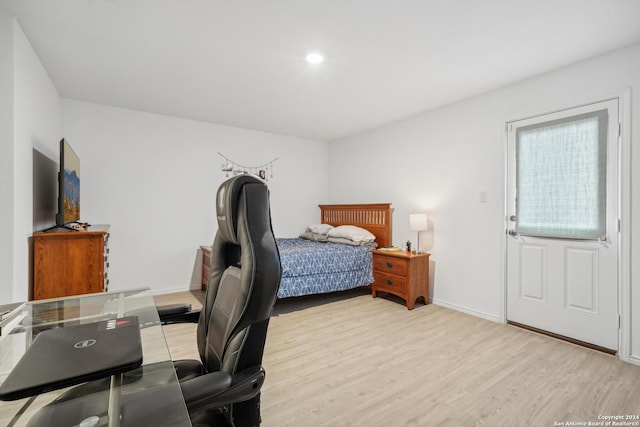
[
  {"x1": 373, "y1": 272, "x2": 407, "y2": 297},
  {"x1": 373, "y1": 254, "x2": 408, "y2": 276}
]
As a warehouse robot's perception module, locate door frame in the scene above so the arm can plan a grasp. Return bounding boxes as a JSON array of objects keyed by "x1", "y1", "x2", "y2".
[{"x1": 500, "y1": 89, "x2": 632, "y2": 362}]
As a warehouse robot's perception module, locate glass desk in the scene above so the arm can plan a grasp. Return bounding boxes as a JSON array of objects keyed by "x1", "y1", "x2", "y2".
[{"x1": 0, "y1": 289, "x2": 191, "y2": 427}]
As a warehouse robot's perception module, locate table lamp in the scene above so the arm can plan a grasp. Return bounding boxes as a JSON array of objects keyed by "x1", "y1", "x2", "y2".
[{"x1": 409, "y1": 213, "x2": 428, "y2": 253}]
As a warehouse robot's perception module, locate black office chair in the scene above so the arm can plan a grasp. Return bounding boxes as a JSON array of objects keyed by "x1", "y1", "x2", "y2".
[
  {"x1": 27, "y1": 175, "x2": 282, "y2": 427},
  {"x1": 170, "y1": 174, "x2": 282, "y2": 426}
]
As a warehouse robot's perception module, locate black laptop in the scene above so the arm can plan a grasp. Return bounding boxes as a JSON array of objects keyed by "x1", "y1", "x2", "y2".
[{"x1": 0, "y1": 316, "x2": 143, "y2": 401}]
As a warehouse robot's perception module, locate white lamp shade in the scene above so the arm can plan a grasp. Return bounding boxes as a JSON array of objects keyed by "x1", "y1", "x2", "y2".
[{"x1": 409, "y1": 213, "x2": 428, "y2": 231}]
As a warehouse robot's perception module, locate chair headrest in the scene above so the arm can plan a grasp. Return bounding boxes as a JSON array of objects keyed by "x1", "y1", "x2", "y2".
[{"x1": 216, "y1": 174, "x2": 265, "y2": 244}]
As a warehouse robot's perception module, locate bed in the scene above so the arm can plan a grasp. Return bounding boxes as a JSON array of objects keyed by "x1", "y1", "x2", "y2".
[
  {"x1": 201, "y1": 203, "x2": 393, "y2": 298},
  {"x1": 277, "y1": 203, "x2": 392, "y2": 298}
]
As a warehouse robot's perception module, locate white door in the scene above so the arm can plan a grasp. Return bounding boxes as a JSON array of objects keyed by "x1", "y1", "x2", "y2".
[{"x1": 506, "y1": 99, "x2": 619, "y2": 351}]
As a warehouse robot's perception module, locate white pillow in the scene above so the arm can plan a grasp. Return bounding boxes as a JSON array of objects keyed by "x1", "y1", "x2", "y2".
[
  {"x1": 327, "y1": 225, "x2": 375, "y2": 242},
  {"x1": 306, "y1": 223, "x2": 334, "y2": 235},
  {"x1": 300, "y1": 231, "x2": 328, "y2": 242}
]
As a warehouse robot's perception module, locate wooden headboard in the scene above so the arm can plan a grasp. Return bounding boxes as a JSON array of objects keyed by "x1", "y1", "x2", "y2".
[{"x1": 318, "y1": 203, "x2": 393, "y2": 248}]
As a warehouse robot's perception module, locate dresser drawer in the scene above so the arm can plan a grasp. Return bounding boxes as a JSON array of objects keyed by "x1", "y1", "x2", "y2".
[
  {"x1": 373, "y1": 254, "x2": 408, "y2": 276},
  {"x1": 373, "y1": 271, "x2": 408, "y2": 297}
]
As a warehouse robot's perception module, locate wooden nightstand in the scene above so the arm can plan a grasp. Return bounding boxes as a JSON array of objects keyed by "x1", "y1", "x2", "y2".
[
  {"x1": 200, "y1": 245, "x2": 212, "y2": 290},
  {"x1": 371, "y1": 249, "x2": 430, "y2": 310}
]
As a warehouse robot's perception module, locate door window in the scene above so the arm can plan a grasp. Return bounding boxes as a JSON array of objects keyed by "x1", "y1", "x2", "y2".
[{"x1": 515, "y1": 110, "x2": 608, "y2": 240}]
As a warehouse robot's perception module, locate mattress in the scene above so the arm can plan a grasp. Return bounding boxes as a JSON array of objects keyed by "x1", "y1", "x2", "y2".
[{"x1": 276, "y1": 238, "x2": 374, "y2": 298}]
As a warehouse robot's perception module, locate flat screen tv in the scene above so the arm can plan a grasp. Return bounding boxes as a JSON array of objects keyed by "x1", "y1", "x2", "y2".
[{"x1": 56, "y1": 139, "x2": 80, "y2": 227}]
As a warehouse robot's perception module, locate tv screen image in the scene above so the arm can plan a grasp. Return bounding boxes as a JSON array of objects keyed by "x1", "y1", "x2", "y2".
[{"x1": 57, "y1": 139, "x2": 80, "y2": 226}]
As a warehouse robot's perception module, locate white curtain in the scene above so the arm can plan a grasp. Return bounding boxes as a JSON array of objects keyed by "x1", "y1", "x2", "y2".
[{"x1": 515, "y1": 110, "x2": 608, "y2": 240}]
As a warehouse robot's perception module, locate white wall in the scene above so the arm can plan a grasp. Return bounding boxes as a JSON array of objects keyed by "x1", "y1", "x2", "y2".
[
  {"x1": 0, "y1": 15, "x2": 61, "y2": 303},
  {"x1": 61, "y1": 100, "x2": 328, "y2": 294},
  {"x1": 329, "y1": 44, "x2": 640, "y2": 358},
  {"x1": 0, "y1": 14, "x2": 15, "y2": 305},
  {"x1": 13, "y1": 19, "x2": 62, "y2": 301}
]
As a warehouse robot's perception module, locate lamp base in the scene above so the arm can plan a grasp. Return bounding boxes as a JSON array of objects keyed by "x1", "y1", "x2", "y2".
[{"x1": 412, "y1": 249, "x2": 426, "y2": 254}]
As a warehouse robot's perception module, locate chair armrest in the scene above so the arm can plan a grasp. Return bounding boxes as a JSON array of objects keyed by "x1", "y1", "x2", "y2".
[
  {"x1": 180, "y1": 371, "x2": 232, "y2": 404},
  {"x1": 180, "y1": 366, "x2": 265, "y2": 412},
  {"x1": 157, "y1": 303, "x2": 201, "y2": 324}
]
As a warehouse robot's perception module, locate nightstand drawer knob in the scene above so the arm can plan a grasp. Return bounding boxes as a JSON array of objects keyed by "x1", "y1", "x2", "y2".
[
  {"x1": 386, "y1": 278, "x2": 393, "y2": 286},
  {"x1": 386, "y1": 262, "x2": 393, "y2": 268}
]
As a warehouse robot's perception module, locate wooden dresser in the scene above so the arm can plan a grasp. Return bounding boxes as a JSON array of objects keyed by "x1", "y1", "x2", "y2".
[
  {"x1": 371, "y1": 249, "x2": 429, "y2": 310},
  {"x1": 32, "y1": 225, "x2": 110, "y2": 300}
]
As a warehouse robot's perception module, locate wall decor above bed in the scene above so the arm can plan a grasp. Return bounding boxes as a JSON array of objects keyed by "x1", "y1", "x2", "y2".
[{"x1": 218, "y1": 152, "x2": 278, "y2": 180}]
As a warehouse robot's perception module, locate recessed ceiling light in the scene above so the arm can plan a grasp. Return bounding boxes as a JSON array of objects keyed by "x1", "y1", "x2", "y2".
[{"x1": 305, "y1": 52, "x2": 324, "y2": 65}]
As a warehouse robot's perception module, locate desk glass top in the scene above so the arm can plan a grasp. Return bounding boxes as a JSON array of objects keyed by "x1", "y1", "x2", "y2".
[{"x1": 0, "y1": 289, "x2": 191, "y2": 427}]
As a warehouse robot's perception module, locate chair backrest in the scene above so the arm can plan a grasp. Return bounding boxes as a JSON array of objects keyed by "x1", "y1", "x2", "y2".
[{"x1": 197, "y1": 175, "x2": 281, "y2": 375}]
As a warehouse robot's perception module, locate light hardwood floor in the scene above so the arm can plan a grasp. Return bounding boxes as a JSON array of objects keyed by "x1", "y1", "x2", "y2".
[{"x1": 157, "y1": 289, "x2": 640, "y2": 427}]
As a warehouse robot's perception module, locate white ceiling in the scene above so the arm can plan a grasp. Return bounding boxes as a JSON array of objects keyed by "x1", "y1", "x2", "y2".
[{"x1": 2, "y1": 0, "x2": 640, "y2": 141}]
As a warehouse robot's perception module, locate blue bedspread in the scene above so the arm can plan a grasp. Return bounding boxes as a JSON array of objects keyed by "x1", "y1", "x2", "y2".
[{"x1": 276, "y1": 238, "x2": 373, "y2": 298}]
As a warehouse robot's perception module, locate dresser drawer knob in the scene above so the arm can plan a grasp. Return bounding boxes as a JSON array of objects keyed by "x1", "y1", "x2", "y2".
[
  {"x1": 386, "y1": 262, "x2": 393, "y2": 268},
  {"x1": 386, "y1": 278, "x2": 393, "y2": 286}
]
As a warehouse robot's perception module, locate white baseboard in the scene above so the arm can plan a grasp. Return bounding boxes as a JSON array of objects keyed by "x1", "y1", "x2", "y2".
[
  {"x1": 151, "y1": 285, "x2": 196, "y2": 296},
  {"x1": 432, "y1": 298, "x2": 501, "y2": 323},
  {"x1": 628, "y1": 355, "x2": 640, "y2": 366}
]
